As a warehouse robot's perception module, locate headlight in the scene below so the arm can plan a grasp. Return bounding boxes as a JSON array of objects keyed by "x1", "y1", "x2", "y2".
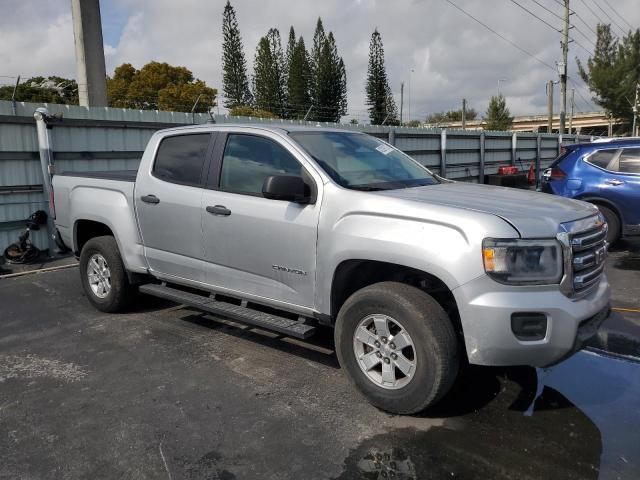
[{"x1": 482, "y1": 238, "x2": 563, "y2": 285}]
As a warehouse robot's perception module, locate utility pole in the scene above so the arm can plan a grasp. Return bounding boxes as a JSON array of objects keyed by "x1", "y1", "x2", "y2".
[
  {"x1": 547, "y1": 80, "x2": 554, "y2": 133},
  {"x1": 568, "y1": 88, "x2": 575, "y2": 134},
  {"x1": 462, "y1": 98, "x2": 467, "y2": 130},
  {"x1": 400, "y1": 82, "x2": 404, "y2": 125},
  {"x1": 71, "y1": 0, "x2": 108, "y2": 107},
  {"x1": 633, "y1": 82, "x2": 639, "y2": 136},
  {"x1": 559, "y1": 0, "x2": 570, "y2": 134}
]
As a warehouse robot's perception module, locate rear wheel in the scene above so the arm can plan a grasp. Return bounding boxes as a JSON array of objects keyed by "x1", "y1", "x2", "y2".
[
  {"x1": 80, "y1": 236, "x2": 135, "y2": 312},
  {"x1": 594, "y1": 204, "x2": 620, "y2": 245},
  {"x1": 335, "y1": 282, "x2": 459, "y2": 414}
]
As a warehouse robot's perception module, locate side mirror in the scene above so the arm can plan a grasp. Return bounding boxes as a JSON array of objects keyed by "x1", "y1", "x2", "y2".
[{"x1": 262, "y1": 175, "x2": 311, "y2": 203}]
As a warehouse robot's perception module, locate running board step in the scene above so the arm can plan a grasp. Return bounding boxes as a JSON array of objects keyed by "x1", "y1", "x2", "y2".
[{"x1": 139, "y1": 283, "x2": 316, "y2": 339}]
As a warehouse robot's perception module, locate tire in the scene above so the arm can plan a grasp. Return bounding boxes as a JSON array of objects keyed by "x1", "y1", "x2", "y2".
[
  {"x1": 334, "y1": 281, "x2": 459, "y2": 414},
  {"x1": 595, "y1": 204, "x2": 620, "y2": 245},
  {"x1": 79, "y1": 235, "x2": 135, "y2": 313}
]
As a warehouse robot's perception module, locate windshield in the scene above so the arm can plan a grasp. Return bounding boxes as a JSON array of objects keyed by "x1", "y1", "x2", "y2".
[{"x1": 289, "y1": 131, "x2": 439, "y2": 190}]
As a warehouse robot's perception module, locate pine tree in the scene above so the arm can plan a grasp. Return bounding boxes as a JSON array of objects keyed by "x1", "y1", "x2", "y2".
[
  {"x1": 578, "y1": 25, "x2": 640, "y2": 127},
  {"x1": 253, "y1": 29, "x2": 287, "y2": 117},
  {"x1": 286, "y1": 26, "x2": 296, "y2": 74},
  {"x1": 310, "y1": 24, "x2": 347, "y2": 122},
  {"x1": 310, "y1": 18, "x2": 326, "y2": 78},
  {"x1": 365, "y1": 29, "x2": 398, "y2": 125},
  {"x1": 309, "y1": 17, "x2": 326, "y2": 118},
  {"x1": 253, "y1": 37, "x2": 275, "y2": 113},
  {"x1": 221, "y1": 0, "x2": 251, "y2": 108},
  {"x1": 287, "y1": 37, "x2": 312, "y2": 119},
  {"x1": 484, "y1": 94, "x2": 513, "y2": 131}
]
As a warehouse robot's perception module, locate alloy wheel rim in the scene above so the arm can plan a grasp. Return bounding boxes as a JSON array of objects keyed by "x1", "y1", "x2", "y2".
[
  {"x1": 87, "y1": 253, "x2": 111, "y2": 299},
  {"x1": 353, "y1": 314, "x2": 417, "y2": 390}
]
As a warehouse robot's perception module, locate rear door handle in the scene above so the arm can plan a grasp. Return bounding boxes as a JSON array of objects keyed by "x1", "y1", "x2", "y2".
[
  {"x1": 206, "y1": 205, "x2": 231, "y2": 216},
  {"x1": 141, "y1": 194, "x2": 160, "y2": 204},
  {"x1": 605, "y1": 179, "x2": 625, "y2": 186}
]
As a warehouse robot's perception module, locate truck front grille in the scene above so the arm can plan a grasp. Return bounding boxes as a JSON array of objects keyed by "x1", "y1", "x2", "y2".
[{"x1": 569, "y1": 222, "x2": 607, "y2": 295}]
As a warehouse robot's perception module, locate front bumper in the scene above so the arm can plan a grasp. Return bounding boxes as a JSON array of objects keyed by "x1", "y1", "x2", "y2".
[{"x1": 453, "y1": 273, "x2": 610, "y2": 367}]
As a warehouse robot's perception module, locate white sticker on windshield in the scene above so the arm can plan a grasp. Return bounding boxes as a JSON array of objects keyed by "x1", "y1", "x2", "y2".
[{"x1": 375, "y1": 144, "x2": 394, "y2": 155}]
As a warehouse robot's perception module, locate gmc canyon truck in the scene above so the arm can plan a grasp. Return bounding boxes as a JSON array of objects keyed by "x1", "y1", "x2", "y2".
[{"x1": 52, "y1": 125, "x2": 611, "y2": 414}]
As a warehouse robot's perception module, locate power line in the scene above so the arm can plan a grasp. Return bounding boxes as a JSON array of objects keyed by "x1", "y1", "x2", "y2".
[
  {"x1": 529, "y1": 0, "x2": 563, "y2": 20},
  {"x1": 508, "y1": 0, "x2": 560, "y2": 32},
  {"x1": 443, "y1": 0, "x2": 556, "y2": 71},
  {"x1": 527, "y1": 1, "x2": 595, "y2": 49},
  {"x1": 569, "y1": 36, "x2": 593, "y2": 55},
  {"x1": 570, "y1": 24, "x2": 596, "y2": 48},
  {"x1": 589, "y1": 0, "x2": 627, "y2": 35},
  {"x1": 573, "y1": 10, "x2": 598, "y2": 36},
  {"x1": 509, "y1": 1, "x2": 593, "y2": 55},
  {"x1": 569, "y1": 77, "x2": 597, "y2": 110},
  {"x1": 602, "y1": 0, "x2": 633, "y2": 31},
  {"x1": 579, "y1": 0, "x2": 607, "y2": 26},
  {"x1": 550, "y1": 0, "x2": 574, "y2": 15}
]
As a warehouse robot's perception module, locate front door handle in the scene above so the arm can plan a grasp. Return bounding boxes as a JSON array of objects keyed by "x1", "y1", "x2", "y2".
[
  {"x1": 141, "y1": 194, "x2": 160, "y2": 204},
  {"x1": 605, "y1": 179, "x2": 625, "y2": 186},
  {"x1": 206, "y1": 205, "x2": 232, "y2": 216}
]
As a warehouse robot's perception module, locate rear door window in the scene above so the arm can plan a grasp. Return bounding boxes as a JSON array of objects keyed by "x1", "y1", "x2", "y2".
[
  {"x1": 618, "y1": 148, "x2": 640, "y2": 174},
  {"x1": 585, "y1": 149, "x2": 618, "y2": 170},
  {"x1": 153, "y1": 134, "x2": 211, "y2": 186}
]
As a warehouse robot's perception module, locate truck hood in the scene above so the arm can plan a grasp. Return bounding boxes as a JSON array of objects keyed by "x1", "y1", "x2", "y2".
[{"x1": 374, "y1": 182, "x2": 598, "y2": 238}]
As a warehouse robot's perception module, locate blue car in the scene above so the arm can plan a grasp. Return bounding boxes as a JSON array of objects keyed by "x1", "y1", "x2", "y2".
[{"x1": 541, "y1": 138, "x2": 640, "y2": 245}]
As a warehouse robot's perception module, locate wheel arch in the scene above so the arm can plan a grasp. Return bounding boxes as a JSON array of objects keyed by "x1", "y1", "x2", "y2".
[
  {"x1": 74, "y1": 219, "x2": 148, "y2": 284},
  {"x1": 574, "y1": 195, "x2": 624, "y2": 229},
  {"x1": 330, "y1": 259, "x2": 461, "y2": 337}
]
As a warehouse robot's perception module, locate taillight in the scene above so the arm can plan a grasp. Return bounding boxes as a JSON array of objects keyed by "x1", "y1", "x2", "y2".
[
  {"x1": 49, "y1": 188, "x2": 56, "y2": 220},
  {"x1": 548, "y1": 167, "x2": 566, "y2": 180}
]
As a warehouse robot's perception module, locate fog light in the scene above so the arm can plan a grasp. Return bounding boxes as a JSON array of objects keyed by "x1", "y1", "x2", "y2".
[{"x1": 511, "y1": 312, "x2": 547, "y2": 341}]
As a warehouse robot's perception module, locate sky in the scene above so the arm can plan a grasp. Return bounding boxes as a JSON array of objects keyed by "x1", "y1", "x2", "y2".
[{"x1": 1, "y1": 0, "x2": 639, "y2": 123}]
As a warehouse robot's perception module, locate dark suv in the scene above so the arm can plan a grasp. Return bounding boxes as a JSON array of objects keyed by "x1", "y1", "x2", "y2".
[{"x1": 541, "y1": 138, "x2": 640, "y2": 244}]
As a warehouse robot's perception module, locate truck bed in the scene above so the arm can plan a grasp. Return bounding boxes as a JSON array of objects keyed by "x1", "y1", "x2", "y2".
[{"x1": 58, "y1": 170, "x2": 137, "y2": 182}]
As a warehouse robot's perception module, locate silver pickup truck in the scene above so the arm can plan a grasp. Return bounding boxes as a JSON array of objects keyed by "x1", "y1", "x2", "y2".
[{"x1": 53, "y1": 125, "x2": 610, "y2": 414}]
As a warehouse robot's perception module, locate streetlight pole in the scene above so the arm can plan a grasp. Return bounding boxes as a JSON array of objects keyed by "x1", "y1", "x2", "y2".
[
  {"x1": 400, "y1": 82, "x2": 404, "y2": 125},
  {"x1": 408, "y1": 68, "x2": 414, "y2": 123},
  {"x1": 498, "y1": 78, "x2": 506, "y2": 95}
]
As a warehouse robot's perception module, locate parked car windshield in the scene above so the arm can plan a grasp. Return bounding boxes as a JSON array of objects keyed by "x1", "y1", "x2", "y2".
[{"x1": 289, "y1": 131, "x2": 439, "y2": 190}]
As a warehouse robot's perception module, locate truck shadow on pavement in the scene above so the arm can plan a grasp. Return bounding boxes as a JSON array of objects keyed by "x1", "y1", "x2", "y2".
[{"x1": 179, "y1": 310, "x2": 341, "y2": 369}]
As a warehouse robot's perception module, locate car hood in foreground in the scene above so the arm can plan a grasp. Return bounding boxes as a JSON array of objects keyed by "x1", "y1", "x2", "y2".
[{"x1": 374, "y1": 182, "x2": 597, "y2": 238}]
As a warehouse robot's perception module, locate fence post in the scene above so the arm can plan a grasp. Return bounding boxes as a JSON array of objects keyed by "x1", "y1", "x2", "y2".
[
  {"x1": 388, "y1": 127, "x2": 395, "y2": 146},
  {"x1": 479, "y1": 131, "x2": 485, "y2": 184},
  {"x1": 440, "y1": 129, "x2": 447, "y2": 178},
  {"x1": 536, "y1": 134, "x2": 542, "y2": 189},
  {"x1": 33, "y1": 107, "x2": 58, "y2": 257},
  {"x1": 511, "y1": 132, "x2": 517, "y2": 166}
]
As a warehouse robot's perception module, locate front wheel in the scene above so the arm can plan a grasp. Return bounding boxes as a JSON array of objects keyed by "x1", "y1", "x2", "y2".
[
  {"x1": 335, "y1": 282, "x2": 459, "y2": 414},
  {"x1": 79, "y1": 235, "x2": 135, "y2": 313},
  {"x1": 595, "y1": 204, "x2": 620, "y2": 245}
]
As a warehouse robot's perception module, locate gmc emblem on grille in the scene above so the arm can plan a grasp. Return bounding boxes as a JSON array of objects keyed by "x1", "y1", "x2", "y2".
[{"x1": 595, "y1": 247, "x2": 606, "y2": 265}]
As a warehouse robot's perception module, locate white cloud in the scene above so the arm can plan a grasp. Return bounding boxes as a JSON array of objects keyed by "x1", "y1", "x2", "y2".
[{"x1": 1, "y1": 0, "x2": 639, "y2": 120}]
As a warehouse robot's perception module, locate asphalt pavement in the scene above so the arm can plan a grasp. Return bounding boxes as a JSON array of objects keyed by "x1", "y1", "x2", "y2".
[{"x1": 0, "y1": 240, "x2": 639, "y2": 479}]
